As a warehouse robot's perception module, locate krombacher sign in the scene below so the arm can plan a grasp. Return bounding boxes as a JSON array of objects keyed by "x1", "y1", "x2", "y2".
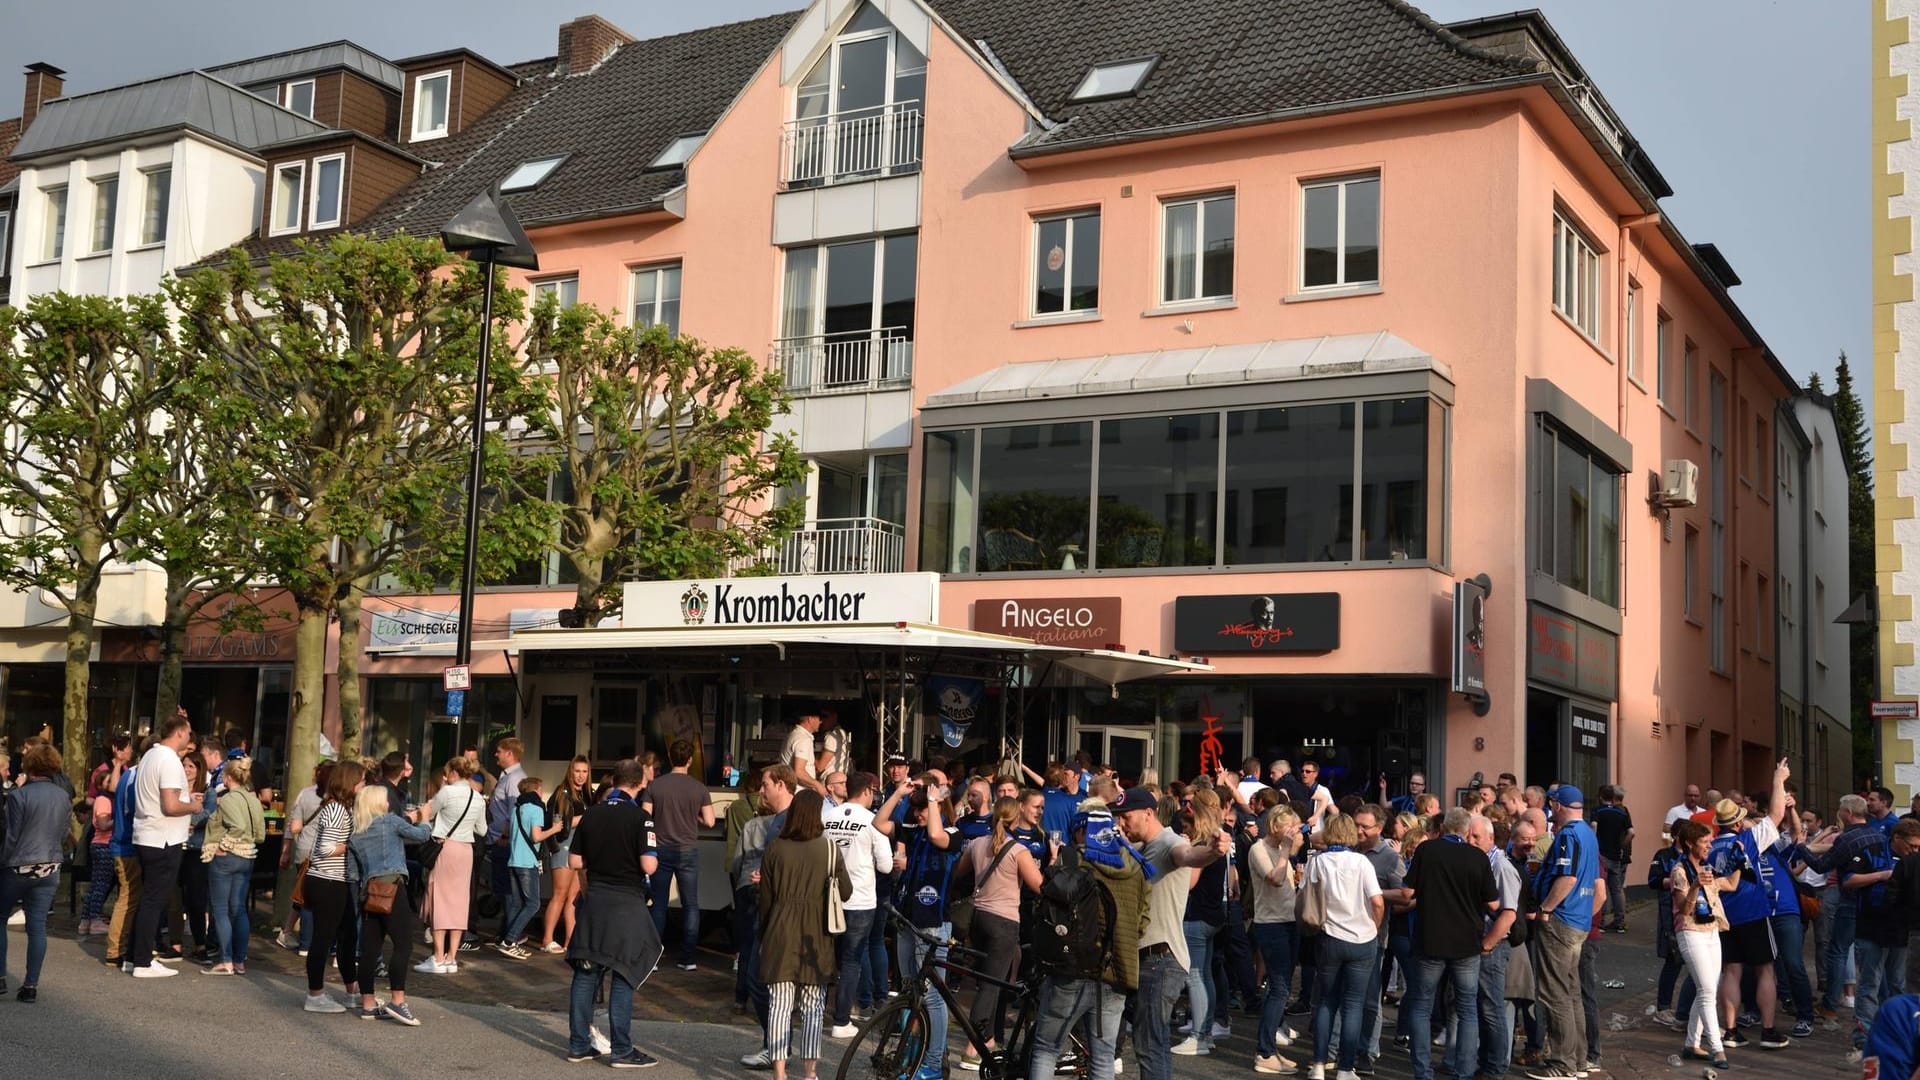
[{"x1": 621, "y1": 573, "x2": 940, "y2": 630}]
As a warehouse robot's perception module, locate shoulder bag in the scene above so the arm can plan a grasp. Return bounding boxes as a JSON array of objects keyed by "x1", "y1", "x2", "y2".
[
  {"x1": 949, "y1": 839, "x2": 1017, "y2": 943},
  {"x1": 1296, "y1": 855, "x2": 1329, "y2": 936},
  {"x1": 419, "y1": 787, "x2": 475, "y2": 874},
  {"x1": 826, "y1": 840, "x2": 847, "y2": 934}
]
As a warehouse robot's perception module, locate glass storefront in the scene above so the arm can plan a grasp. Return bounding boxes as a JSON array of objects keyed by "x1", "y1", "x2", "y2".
[{"x1": 364, "y1": 676, "x2": 518, "y2": 801}]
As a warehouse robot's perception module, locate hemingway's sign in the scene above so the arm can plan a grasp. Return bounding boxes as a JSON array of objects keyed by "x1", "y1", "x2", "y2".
[
  {"x1": 974, "y1": 596, "x2": 1121, "y2": 649},
  {"x1": 1173, "y1": 593, "x2": 1341, "y2": 653},
  {"x1": 621, "y1": 572, "x2": 939, "y2": 629}
]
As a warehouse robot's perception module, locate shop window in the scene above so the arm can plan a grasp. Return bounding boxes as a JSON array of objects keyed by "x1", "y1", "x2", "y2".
[
  {"x1": 1358, "y1": 398, "x2": 1439, "y2": 561},
  {"x1": 1163, "y1": 683, "x2": 1246, "y2": 781},
  {"x1": 1535, "y1": 419, "x2": 1622, "y2": 607},
  {"x1": 977, "y1": 422, "x2": 1092, "y2": 571},
  {"x1": 1223, "y1": 404, "x2": 1352, "y2": 564},
  {"x1": 1096, "y1": 413, "x2": 1218, "y2": 568}
]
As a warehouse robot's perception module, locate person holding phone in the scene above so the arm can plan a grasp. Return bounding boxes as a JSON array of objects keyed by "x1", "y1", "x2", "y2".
[{"x1": 1669, "y1": 818, "x2": 1736, "y2": 1068}]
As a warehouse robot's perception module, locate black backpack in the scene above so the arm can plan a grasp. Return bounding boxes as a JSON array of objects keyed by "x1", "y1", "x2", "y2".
[
  {"x1": 1507, "y1": 851, "x2": 1536, "y2": 949},
  {"x1": 1032, "y1": 845, "x2": 1116, "y2": 981}
]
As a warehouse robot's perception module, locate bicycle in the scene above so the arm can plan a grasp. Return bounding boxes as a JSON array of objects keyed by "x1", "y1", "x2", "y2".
[{"x1": 835, "y1": 905, "x2": 1092, "y2": 1080}]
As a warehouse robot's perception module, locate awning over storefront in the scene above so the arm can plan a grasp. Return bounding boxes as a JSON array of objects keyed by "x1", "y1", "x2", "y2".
[{"x1": 469, "y1": 621, "x2": 1208, "y2": 684}]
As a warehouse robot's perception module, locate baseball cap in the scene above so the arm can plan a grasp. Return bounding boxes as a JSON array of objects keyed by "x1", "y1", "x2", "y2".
[
  {"x1": 1554, "y1": 785, "x2": 1585, "y2": 809},
  {"x1": 884, "y1": 753, "x2": 908, "y2": 767},
  {"x1": 1112, "y1": 787, "x2": 1160, "y2": 814}
]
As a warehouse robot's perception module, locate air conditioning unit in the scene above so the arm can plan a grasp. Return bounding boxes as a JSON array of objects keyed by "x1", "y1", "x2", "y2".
[{"x1": 1659, "y1": 458, "x2": 1700, "y2": 507}]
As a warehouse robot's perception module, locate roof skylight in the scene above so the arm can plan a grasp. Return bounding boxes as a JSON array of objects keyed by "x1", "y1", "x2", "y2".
[
  {"x1": 500, "y1": 155, "x2": 567, "y2": 192},
  {"x1": 1070, "y1": 57, "x2": 1157, "y2": 102},
  {"x1": 648, "y1": 133, "x2": 707, "y2": 170}
]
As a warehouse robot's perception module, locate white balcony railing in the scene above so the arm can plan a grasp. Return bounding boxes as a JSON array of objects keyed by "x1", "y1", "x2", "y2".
[
  {"x1": 775, "y1": 327, "x2": 913, "y2": 395},
  {"x1": 737, "y1": 517, "x2": 906, "y2": 576},
  {"x1": 781, "y1": 101, "x2": 923, "y2": 188}
]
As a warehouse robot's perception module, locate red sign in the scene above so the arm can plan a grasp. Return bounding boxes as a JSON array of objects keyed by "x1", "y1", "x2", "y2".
[{"x1": 974, "y1": 597, "x2": 1122, "y2": 650}]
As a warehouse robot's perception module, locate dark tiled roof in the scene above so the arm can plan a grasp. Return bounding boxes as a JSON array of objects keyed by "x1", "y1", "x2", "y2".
[
  {"x1": 0, "y1": 117, "x2": 21, "y2": 187},
  {"x1": 365, "y1": 10, "x2": 799, "y2": 237},
  {"x1": 183, "y1": 228, "x2": 348, "y2": 272},
  {"x1": 932, "y1": 0, "x2": 1540, "y2": 153},
  {"x1": 507, "y1": 56, "x2": 560, "y2": 80}
]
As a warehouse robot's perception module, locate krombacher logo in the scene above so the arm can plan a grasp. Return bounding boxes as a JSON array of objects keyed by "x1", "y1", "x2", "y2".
[{"x1": 698, "y1": 580, "x2": 870, "y2": 625}]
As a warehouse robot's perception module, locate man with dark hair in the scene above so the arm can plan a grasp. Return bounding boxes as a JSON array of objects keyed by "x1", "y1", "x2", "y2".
[
  {"x1": 1404, "y1": 808, "x2": 1496, "y2": 1080},
  {"x1": 1871, "y1": 786, "x2": 1901, "y2": 840},
  {"x1": 379, "y1": 751, "x2": 410, "y2": 815},
  {"x1": 564, "y1": 758, "x2": 662, "y2": 1068},
  {"x1": 1592, "y1": 785, "x2": 1633, "y2": 933},
  {"x1": 486, "y1": 737, "x2": 527, "y2": 941},
  {"x1": 822, "y1": 769, "x2": 893, "y2": 1037},
  {"x1": 643, "y1": 737, "x2": 714, "y2": 971},
  {"x1": 128, "y1": 715, "x2": 200, "y2": 978},
  {"x1": 782, "y1": 711, "x2": 826, "y2": 797}
]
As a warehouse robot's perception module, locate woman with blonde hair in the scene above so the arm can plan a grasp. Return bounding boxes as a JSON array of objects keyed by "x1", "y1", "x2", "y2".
[
  {"x1": 537, "y1": 755, "x2": 595, "y2": 953},
  {"x1": 954, "y1": 795, "x2": 1042, "y2": 1067},
  {"x1": 1176, "y1": 786, "x2": 1231, "y2": 1056},
  {"x1": 1248, "y1": 805, "x2": 1303, "y2": 1071},
  {"x1": 1304, "y1": 813, "x2": 1384, "y2": 1079},
  {"x1": 203, "y1": 757, "x2": 265, "y2": 975},
  {"x1": 349, "y1": 784, "x2": 433, "y2": 1024},
  {"x1": 420, "y1": 756, "x2": 485, "y2": 974}
]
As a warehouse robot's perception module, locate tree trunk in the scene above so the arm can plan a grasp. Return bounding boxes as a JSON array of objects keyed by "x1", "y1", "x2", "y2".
[
  {"x1": 150, "y1": 596, "x2": 190, "y2": 733},
  {"x1": 571, "y1": 552, "x2": 609, "y2": 627},
  {"x1": 60, "y1": 593, "x2": 96, "y2": 793},
  {"x1": 335, "y1": 583, "x2": 364, "y2": 756},
  {"x1": 274, "y1": 605, "x2": 330, "y2": 926}
]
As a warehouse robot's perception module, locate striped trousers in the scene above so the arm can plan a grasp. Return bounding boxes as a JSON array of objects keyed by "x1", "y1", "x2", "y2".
[{"x1": 768, "y1": 982, "x2": 827, "y2": 1063}]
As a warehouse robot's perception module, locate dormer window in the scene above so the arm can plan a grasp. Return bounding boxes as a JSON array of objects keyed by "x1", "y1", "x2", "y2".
[
  {"x1": 783, "y1": 1, "x2": 925, "y2": 188},
  {"x1": 411, "y1": 71, "x2": 452, "y2": 141},
  {"x1": 501, "y1": 155, "x2": 567, "y2": 192},
  {"x1": 647, "y1": 136, "x2": 704, "y2": 171},
  {"x1": 310, "y1": 154, "x2": 345, "y2": 230},
  {"x1": 270, "y1": 162, "x2": 305, "y2": 236},
  {"x1": 283, "y1": 79, "x2": 315, "y2": 119},
  {"x1": 1070, "y1": 57, "x2": 1156, "y2": 102}
]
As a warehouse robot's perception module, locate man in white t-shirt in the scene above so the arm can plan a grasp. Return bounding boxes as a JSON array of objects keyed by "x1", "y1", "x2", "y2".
[
  {"x1": 1664, "y1": 783, "x2": 1705, "y2": 836},
  {"x1": 821, "y1": 771, "x2": 893, "y2": 1037},
  {"x1": 129, "y1": 714, "x2": 201, "y2": 978},
  {"x1": 782, "y1": 711, "x2": 825, "y2": 796},
  {"x1": 1117, "y1": 787, "x2": 1228, "y2": 1079}
]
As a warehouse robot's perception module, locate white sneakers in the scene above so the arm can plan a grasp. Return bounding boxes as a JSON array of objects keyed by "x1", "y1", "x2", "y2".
[
  {"x1": 740, "y1": 1048, "x2": 774, "y2": 1068},
  {"x1": 6, "y1": 909, "x2": 23, "y2": 927},
  {"x1": 830, "y1": 1024, "x2": 861, "y2": 1039},
  {"x1": 304, "y1": 994, "x2": 347, "y2": 1013},
  {"x1": 412, "y1": 958, "x2": 443, "y2": 974},
  {"x1": 1171, "y1": 1037, "x2": 1211, "y2": 1056},
  {"x1": 590, "y1": 1027, "x2": 612, "y2": 1055},
  {"x1": 131, "y1": 962, "x2": 177, "y2": 979}
]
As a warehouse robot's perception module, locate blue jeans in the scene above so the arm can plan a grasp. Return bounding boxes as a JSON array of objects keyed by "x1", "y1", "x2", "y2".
[
  {"x1": 1407, "y1": 954, "x2": 1480, "y2": 1080},
  {"x1": 1855, "y1": 937, "x2": 1908, "y2": 1048},
  {"x1": 1312, "y1": 934, "x2": 1376, "y2": 1072},
  {"x1": 734, "y1": 883, "x2": 756, "y2": 1007},
  {"x1": 863, "y1": 900, "x2": 889, "y2": 1008},
  {"x1": 0, "y1": 870, "x2": 57, "y2": 986},
  {"x1": 835, "y1": 907, "x2": 877, "y2": 1025},
  {"x1": 1136, "y1": 949, "x2": 1185, "y2": 1080},
  {"x1": 650, "y1": 844, "x2": 700, "y2": 965},
  {"x1": 1252, "y1": 922, "x2": 1299, "y2": 1057},
  {"x1": 503, "y1": 866, "x2": 541, "y2": 944},
  {"x1": 1029, "y1": 976, "x2": 1124, "y2": 1080},
  {"x1": 898, "y1": 922, "x2": 952, "y2": 1077},
  {"x1": 568, "y1": 959, "x2": 635, "y2": 1057},
  {"x1": 1825, "y1": 899, "x2": 1857, "y2": 1009},
  {"x1": 1182, "y1": 920, "x2": 1220, "y2": 1044},
  {"x1": 1476, "y1": 942, "x2": 1513, "y2": 1077},
  {"x1": 207, "y1": 854, "x2": 253, "y2": 965},
  {"x1": 1771, "y1": 912, "x2": 1814, "y2": 1023}
]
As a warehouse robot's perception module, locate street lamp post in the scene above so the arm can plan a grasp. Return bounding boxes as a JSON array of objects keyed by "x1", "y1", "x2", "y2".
[{"x1": 440, "y1": 187, "x2": 538, "y2": 700}]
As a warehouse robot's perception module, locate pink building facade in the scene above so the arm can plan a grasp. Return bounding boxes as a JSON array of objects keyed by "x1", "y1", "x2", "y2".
[{"x1": 315, "y1": 3, "x2": 1800, "y2": 872}]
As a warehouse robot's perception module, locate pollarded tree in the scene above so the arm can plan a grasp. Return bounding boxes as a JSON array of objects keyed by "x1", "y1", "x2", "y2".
[
  {"x1": 0, "y1": 293, "x2": 173, "y2": 788},
  {"x1": 506, "y1": 301, "x2": 807, "y2": 626},
  {"x1": 170, "y1": 233, "x2": 553, "y2": 815}
]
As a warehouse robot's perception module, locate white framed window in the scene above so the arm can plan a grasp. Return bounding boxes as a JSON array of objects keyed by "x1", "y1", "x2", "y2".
[
  {"x1": 533, "y1": 275, "x2": 579, "y2": 308},
  {"x1": 270, "y1": 162, "x2": 305, "y2": 236},
  {"x1": 411, "y1": 71, "x2": 452, "y2": 141},
  {"x1": 1160, "y1": 191, "x2": 1234, "y2": 305},
  {"x1": 40, "y1": 186, "x2": 66, "y2": 261},
  {"x1": 1070, "y1": 57, "x2": 1156, "y2": 102},
  {"x1": 1624, "y1": 281, "x2": 1641, "y2": 383},
  {"x1": 0, "y1": 210, "x2": 9, "y2": 269},
  {"x1": 1552, "y1": 211, "x2": 1602, "y2": 340},
  {"x1": 501, "y1": 156, "x2": 566, "y2": 192},
  {"x1": 283, "y1": 79, "x2": 316, "y2": 119},
  {"x1": 1301, "y1": 173, "x2": 1380, "y2": 290},
  {"x1": 140, "y1": 168, "x2": 170, "y2": 246},
  {"x1": 1683, "y1": 340, "x2": 1700, "y2": 431},
  {"x1": 630, "y1": 264, "x2": 682, "y2": 336},
  {"x1": 648, "y1": 135, "x2": 705, "y2": 171},
  {"x1": 1683, "y1": 524, "x2": 1700, "y2": 620},
  {"x1": 90, "y1": 175, "x2": 118, "y2": 253},
  {"x1": 1655, "y1": 309, "x2": 1671, "y2": 406},
  {"x1": 1032, "y1": 209, "x2": 1100, "y2": 316},
  {"x1": 309, "y1": 154, "x2": 345, "y2": 230}
]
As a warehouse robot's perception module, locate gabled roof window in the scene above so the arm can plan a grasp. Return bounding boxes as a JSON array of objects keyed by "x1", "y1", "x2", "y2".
[
  {"x1": 647, "y1": 133, "x2": 706, "y2": 171},
  {"x1": 1069, "y1": 57, "x2": 1157, "y2": 102},
  {"x1": 500, "y1": 155, "x2": 567, "y2": 192}
]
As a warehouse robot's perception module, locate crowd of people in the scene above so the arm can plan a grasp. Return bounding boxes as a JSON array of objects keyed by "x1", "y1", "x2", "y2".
[{"x1": 7, "y1": 715, "x2": 1920, "y2": 1080}]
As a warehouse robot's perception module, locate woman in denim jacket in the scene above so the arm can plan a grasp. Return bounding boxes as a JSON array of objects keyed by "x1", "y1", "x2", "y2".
[
  {"x1": 2, "y1": 743, "x2": 72, "y2": 1001},
  {"x1": 348, "y1": 786, "x2": 432, "y2": 1025}
]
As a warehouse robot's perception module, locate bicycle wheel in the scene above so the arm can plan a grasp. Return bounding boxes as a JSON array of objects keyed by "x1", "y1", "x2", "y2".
[{"x1": 836, "y1": 998, "x2": 934, "y2": 1080}]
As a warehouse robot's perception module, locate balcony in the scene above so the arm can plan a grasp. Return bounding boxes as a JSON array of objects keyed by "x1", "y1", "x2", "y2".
[
  {"x1": 781, "y1": 101, "x2": 923, "y2": 189},
  {"x1": 738, "y1": 517, "x2": 906, "y2": 576},
  {"x1": 775, "y1": 327, "x2": 913, "y2": 396}
]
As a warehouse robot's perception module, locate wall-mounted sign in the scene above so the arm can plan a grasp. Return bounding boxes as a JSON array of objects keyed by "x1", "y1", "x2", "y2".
[
  {"x1": 1173, "y1": 593, "x2": 1340, "y2": 653},
  {"x1": 1571, "y1": 707, "x2": 1610, "y2": 757},
  {"x1": 367, "y1": 608, "x2": 459, "y2": 649},
  {"x1": 974, "y1": 596, "x2": 1122, "y2": 649},
  {"x1": 621, "y1": 572, "x2": 939, "y2": 630},
  {"x1": 1872, "y1": 700, "x2": 1919, "y2": 720},
  {"x1": 1452, "y1": 577, "x2": 1489, "y2": 697},
  {"x1": 1527, "y1": 604, "x2": 1618, "y2": 702}
]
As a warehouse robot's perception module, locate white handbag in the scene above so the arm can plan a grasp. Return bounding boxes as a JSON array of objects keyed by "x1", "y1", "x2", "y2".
[{"x1": 826, "y1": 841, "x2": 847, "y2": 934}]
